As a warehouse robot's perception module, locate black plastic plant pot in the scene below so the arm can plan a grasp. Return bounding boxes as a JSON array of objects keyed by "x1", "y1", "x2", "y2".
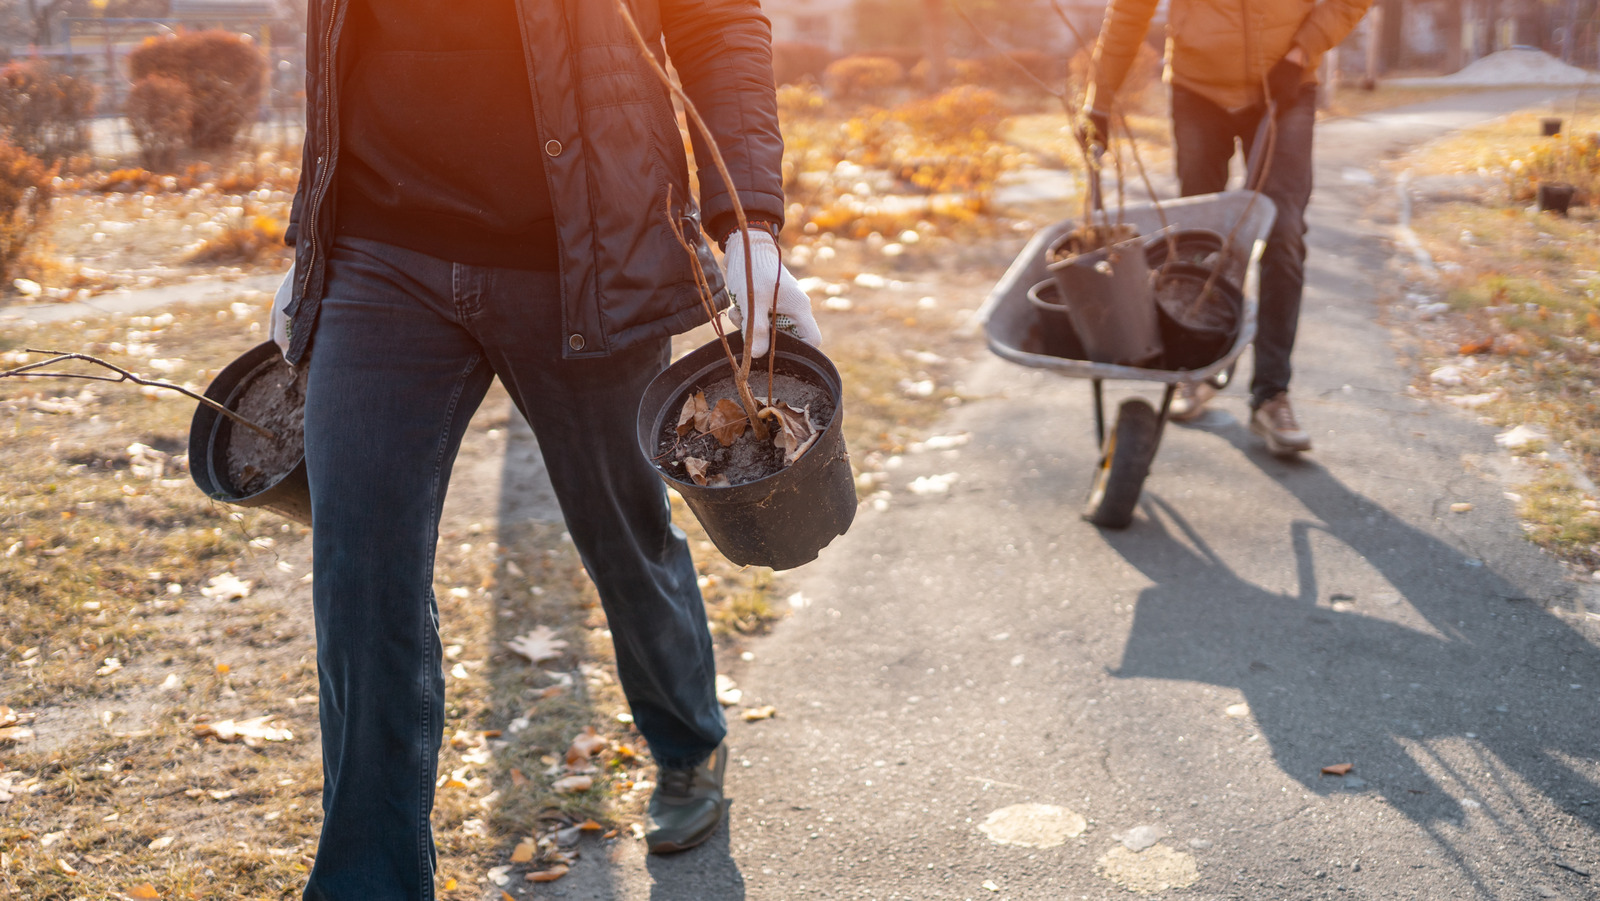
[
  {"x1": 1025, "y1": 279, "x2": 1088, "y2": 360},
  {"x1": 188, "y1": 340, "x2": 312, "y2": 526},
  {"x1": 1046, "y1": 236, "x2": 1163, "y2": 367},
  {"x1": 1152, "y1": 262, "x2": 1245, "y2": 371},
  {"x1": 1541, "y1": 117, "x2": 1563, "y2": 137},
  {"x1": 636, "y1": 331, "x2": 855, "y2": 571},
  {"x1": 1144, "y1": 228, "x2": 1242, "y2": 283},
  {"x1": 1537, "y1": 182, "x2": 1576, "y2": 216}
]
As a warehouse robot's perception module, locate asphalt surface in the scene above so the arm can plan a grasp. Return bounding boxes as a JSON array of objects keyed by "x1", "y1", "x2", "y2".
[{"x1": 549, "y1": 89, "x2": 1600, "y2": 899}]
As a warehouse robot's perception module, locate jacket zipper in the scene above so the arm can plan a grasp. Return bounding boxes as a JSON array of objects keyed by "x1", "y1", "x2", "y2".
[{"x1": 298, "y1": 0, "x2": 340, "y2": 313}]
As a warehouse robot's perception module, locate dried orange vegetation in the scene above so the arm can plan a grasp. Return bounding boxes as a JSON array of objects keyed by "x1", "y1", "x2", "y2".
[{"x1": 1397, "y1": 101, "x2": 1600, "y2": 568}]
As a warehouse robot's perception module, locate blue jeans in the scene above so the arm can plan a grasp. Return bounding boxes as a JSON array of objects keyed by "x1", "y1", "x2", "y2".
[
  {"x1": 300, "y1": 236, "x2": 725, "y2": 901},
  {"x1": 1170, "y1": 83, "x2": 1316, "y2": 406}
]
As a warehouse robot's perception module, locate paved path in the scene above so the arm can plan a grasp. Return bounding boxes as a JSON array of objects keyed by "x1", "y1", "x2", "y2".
[{"x1": 562, "y1": 89, "x2": 1600, "y2": 899}]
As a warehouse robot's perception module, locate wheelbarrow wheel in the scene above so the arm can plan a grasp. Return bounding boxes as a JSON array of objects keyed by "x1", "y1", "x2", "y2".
[{"x1": 1084, "y1": 398, "x2": 1160, "y2": 529}]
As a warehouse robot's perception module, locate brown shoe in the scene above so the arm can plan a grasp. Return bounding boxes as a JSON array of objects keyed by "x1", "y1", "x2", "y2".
[
  {"x1": 1169, "y1": 380, "x2": 1217, "y2": 422},
  {"x1": 1250, "y1": 392, "x2": 1311, "y2": 455}
]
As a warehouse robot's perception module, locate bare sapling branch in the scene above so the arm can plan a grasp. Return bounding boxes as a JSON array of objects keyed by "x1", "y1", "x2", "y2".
[
  {"x1": 1, "y1": 349, "x2": 278, "y2": 440},
  {"x1": 615, "y1": 0, "x2": 770, "y2": 441}
]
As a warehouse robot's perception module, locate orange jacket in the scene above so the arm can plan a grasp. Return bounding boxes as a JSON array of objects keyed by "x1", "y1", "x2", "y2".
[{"x1": 1087, "y1": 0, "x2": 1373, "y2": 114}]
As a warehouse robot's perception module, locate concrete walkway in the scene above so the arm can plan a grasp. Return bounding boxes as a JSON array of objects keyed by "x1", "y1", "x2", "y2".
[{"x1": 576, "y1": 89, "x2": 1600, "y2": 899}]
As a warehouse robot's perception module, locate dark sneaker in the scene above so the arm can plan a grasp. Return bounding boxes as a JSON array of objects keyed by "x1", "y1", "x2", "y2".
[
  {"x1": 1250, "y1": 392, "x2": 1312, "y2": 455},
  {"x1": 644, "y1": 742, "x2": 728, "y2": 854},
  {"x1": 1169, "y1": 380, "x2": 1217, "y2": 422}
]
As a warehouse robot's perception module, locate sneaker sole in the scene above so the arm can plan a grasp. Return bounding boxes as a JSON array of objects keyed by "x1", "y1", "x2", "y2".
[{"x1": 646, "y1": 800, "x2": 729, "y2": 854}]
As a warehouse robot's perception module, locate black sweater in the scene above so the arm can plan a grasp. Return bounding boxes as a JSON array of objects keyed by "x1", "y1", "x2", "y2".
[{"x1": 335, "y1": 0, "x2": 558, "y2": 270}]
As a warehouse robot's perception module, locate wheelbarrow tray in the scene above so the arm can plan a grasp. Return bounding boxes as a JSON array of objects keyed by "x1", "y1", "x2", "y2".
[
  {"x1": 977, "y1": 190, "x2": 1276, "y2": 382},
  {"x1": 975, "y1": 190, "x2": 1277, "y2": 529}
]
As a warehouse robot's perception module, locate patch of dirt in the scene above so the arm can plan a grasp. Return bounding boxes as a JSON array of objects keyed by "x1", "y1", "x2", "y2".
[{"x1": 224, "y1": 356, "x2": 307, "y2": 496}]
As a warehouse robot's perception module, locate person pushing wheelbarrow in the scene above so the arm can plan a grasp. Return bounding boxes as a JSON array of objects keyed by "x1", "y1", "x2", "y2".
[{"x1": 1082, "y1": 0, "x2": 1372, "y2": 455}]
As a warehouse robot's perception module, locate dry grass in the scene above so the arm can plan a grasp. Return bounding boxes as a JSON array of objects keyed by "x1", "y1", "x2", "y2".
[{"x1": 1397, "y1": 99, "x2": 1600, "y2": 570}]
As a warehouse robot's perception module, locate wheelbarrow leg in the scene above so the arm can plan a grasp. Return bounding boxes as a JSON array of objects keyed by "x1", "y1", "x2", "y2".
[{"x1": 1091, "y1": 379, "x2": 1106, "y2": 448}]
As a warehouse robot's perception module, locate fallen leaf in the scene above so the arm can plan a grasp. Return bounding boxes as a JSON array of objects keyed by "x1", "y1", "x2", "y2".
[
  {"x1": 982, "y1": 880, "x2": 1000, "y2": 892},
  {"x1": 194, "y1": 715, "x2": 293, "y2": 746},
  {"x1": 552, "y1": 774, "x2": 593, "y2": 794},
  {"x1": 487, "y1": 864, "x2": 513, "y2": 887},
  {"x1": 208, "y1": 789, "x2": 238, "y2": 800},
  {"x1": 1458, "y1": 337, "x2": 1493, "y2": 355},
  {"x1": 603, "y1": 828, "x2": 619, "y2": 839},
  {"x1": 0, "y1": 726, "x2": 35, "y2": 743},
  {"x1": 96, "y1": 657, "x2": 123, "y2": 676},
  {"x1": 684, "y1": 456, "x2": 711, "y2": 486},
  {"x1": 505, "y1": 626, "x2": 568, "y2": 664},
  {"x1": 510, "y1": 839, "x2": 536, "y2": 863},
  {"x1": 760, "y1": 401, "x2": 819, "y2": 464},
  {"x1": 579, "y1": 819, "x2": 604, "y2": 832},
  {"x1": 0, "y1": 706, "x2": 18, "y2": 727},
  {"x1": 707, "y1": 398, "x2": 747, "y2": 447},
  {"x1": 527, "y1": 865, "x2": 569, "y2": 883},
  {"x1": 715, "y1": 674, "x2": 742, "y2": 707},
  {"x1": 58, "y1": 858, "x2": 77, "y2": 875},
  {"x1": 127, "y1": 884, "x2": 161, "y2": 900},
  {"x1": 677, "y1": 391, "x2": 710, "y2": 436},
  {"x1": 1450, "y1": 502, "x2": 1473, "y2": 513},
  {"x1": 443, "y1": 878, "x2": 457, "y2": 891},
  {"x1": 147, "y1": 835, "x2": 175, "y2": 850},
  {"x1": 200, "y1": 573, "x2": 253, "y2": 601},
  {"x1": 742, "y1": 705, "x2": 777, "y2": 722},
  {"x1": 1321, "y1": 763, "x2": 1354, "y2": 776},
  {"x1": 509, "y1": 768, "x2": 528, "y2": 787},
  {"x1": 565, "y1": 727, "x2": 608, "y2": 766}
]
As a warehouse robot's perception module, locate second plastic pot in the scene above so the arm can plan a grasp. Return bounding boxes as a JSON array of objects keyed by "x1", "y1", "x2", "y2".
[
  {"x1": 636, "y1": 331, "x2": 855, "y2": 571},
  {"x1": 1152, "y1": 262, "x2": 1245, "y2": 371},
  {"x1": 1046, "y1": 236, "x2": 1163, "y2": 367}
]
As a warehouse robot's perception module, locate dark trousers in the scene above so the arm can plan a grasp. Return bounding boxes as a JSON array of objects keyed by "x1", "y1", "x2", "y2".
[
  {"x1": 300, "y1": 236, "x2": 725, "y2": 901},
  {"x1": 1170, "y1": 83, "x2": 1316, "y2": 406}
]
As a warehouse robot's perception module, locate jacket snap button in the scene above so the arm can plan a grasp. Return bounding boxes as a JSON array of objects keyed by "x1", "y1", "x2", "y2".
[
  {"x1": 568, "y1": 333, "x2": 585, "y2": 351},
  {"x1": 545, "y1": 139, "x2": 563, "y2": 157}
]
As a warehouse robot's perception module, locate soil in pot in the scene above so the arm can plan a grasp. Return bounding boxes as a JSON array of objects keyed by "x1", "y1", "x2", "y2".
[
  {"x1": 224, "y1": 358, "x2": 308, "y2": 496},
  {"x1": 654, "y1": 368, "x2": 836, "y2": 488}
]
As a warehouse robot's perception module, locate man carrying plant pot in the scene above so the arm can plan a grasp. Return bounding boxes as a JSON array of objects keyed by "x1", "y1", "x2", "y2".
[
  {"x1": 268, "y1": 1, "x2": 819, "y2": 896},
  {"x1": 1083, "y1": 0, "x2": 1372, "y2": 454}
]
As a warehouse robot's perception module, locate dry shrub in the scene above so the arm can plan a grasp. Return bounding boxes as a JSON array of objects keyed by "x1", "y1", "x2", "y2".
[
  {"x1": 825, "y1": 56, "x2": 905, "y2": 103},
  {"x1": 129, "y1": 30, "x2": 266, "y2": 150},
  {"x1": 186, "y1": 210, "x2": 287, "y2": 265},
  {"x1": 0, "y1": 139, "x2": 55, "y2": 283},
  {"x1": 972, "y1": 50, "x2": 1067, "y2": 94},
  {"x1": 0, "y1": 60, "x2": 96, "y2": 160},
  {"x1": 1503, "y1": 133, "x2": 1600, "y2": 205},
  {"x1": 854, "y1": 46, "x2": 923, "y2": 73},
  {"x1": 126, "y1": 75, "x2": 193, "y2": 170},
  {"x1": 777, "y1": 82, "x2": 829, "y2": 121},
  {"x1": 772, "y1": 41, "x2": 834, "y2": 87},
  {"x1": 892, "y1": 85, "x2": 1007, "y2": 144}
]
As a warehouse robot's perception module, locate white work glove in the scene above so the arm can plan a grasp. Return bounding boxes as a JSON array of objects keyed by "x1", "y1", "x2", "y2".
[
  {"x1": 723, "y1": 229, "x2": 821, "y2": 359},
  {"x1": 270, "y1": 261, "x2": 293, "y2": 359}
]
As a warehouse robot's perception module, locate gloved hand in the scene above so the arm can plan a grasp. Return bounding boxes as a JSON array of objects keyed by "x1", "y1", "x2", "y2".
[
  {"x1": 270, "y1": 261, "x2": 294, "y2": 359},
  {"x1": 723, "y1": 229, "x2": 821, "y2": 359},
  {"x1": 1266, "y1": 55, "x2": 1305, "y2": 111},
  {"x1": 1076, "y1": 108, "x2": 1112, "y2": 151}
]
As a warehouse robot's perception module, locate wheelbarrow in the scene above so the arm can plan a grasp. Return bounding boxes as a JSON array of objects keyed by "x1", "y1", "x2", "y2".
[{"x1": 977, "y1": 190, "x2": 1277, "y2": 528}]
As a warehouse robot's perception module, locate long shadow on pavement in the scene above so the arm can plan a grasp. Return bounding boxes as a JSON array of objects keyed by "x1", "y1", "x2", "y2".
[{"x1": 1102, "y1": 422, "x2": 1600, "y2": 895}]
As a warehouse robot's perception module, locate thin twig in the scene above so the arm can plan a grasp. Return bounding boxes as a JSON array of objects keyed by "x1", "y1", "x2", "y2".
[
  {"x1": 3, "y1": 350, "x2": 277, "y2": 440},
  {"x1": 1117, "y1": 109, "x2": 1177, "y2": 270},
  {"x1": 615, "y1": 1, "x2": 769, "y2": 441}
]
